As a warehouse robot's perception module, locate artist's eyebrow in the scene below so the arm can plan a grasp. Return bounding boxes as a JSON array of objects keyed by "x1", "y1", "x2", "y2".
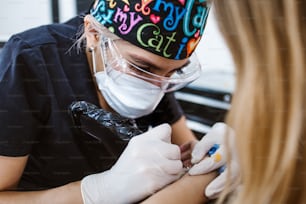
[{"x1": 129, "y1": 54, "x2": 190, "y2": 71}]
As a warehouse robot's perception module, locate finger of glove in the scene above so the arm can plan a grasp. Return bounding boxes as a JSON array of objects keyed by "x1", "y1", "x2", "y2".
[
  {"x1": 147, "y1": 123, "x2": 172, "y2": 143},
  {"x1": 189, "y1": 145, "x2": 226, "y2": 175},
  {"x1": 211, "y1": 122, "x2": 228, "y2": 132},
  {"x1": 191, "y1": 136, "x2": 215, "y2": 164},
  {"x1": 191, "y1": 123, "x2": 229, "y2": 164},
  {"x1": 202, "y1": 123, "x2": 228, "y2": 145},
  {"x1": 205, "y1": 161, "x2": 240, "y2": 199},
  {"x1": 205, "y1": 171, "x2": 227, "y2": 199},
  {"x1": 156, "y1": 142, "x2": 181, "y2": 160},
  {"x1": 158, "y1": 156, "x2": 183, "y2": 175},
  {"x1": 211, "y1": 123, "x2": 236, "y2": 146}
]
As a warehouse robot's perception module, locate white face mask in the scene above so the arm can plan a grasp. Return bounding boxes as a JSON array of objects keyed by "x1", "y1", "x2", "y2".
[{"x1": 94, "y1": 69, "x2": 165, "y2": 119}]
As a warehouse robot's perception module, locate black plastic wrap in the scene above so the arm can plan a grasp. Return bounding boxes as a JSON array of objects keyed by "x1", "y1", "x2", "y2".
[{"x1": 69, "y1": 101, "x2": 143, "y2": 171}]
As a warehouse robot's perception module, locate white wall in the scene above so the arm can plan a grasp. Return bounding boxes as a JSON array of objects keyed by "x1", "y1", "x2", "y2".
[
  {"x1": 195, "y1": 7, "x2": 234, "y2": 73},
  {"x1": 0, "y1": 0, "x2": 53, "y2": 42},
  {"x1": 58, "y1": 0, "x2": 77, "y2": 23},
  {"x1": 0, "y1": 0, "x2": 79, "y2": 42},
  {"x1": 193, "y1": 7, "x2": 235, "y2": 93}
]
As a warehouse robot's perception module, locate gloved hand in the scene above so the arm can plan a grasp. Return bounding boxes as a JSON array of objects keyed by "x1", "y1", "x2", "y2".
[
  {"x1": 81, "y1": 123, "x2": 184, "y2": 204},
  {"x1": 188, "y1": 122, "x2": 240, "y2": 199}
]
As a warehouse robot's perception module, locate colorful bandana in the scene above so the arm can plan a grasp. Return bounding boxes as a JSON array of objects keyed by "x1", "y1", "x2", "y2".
[{"x1": 90, "y1": 0, "x2": 210, "y2": 60}]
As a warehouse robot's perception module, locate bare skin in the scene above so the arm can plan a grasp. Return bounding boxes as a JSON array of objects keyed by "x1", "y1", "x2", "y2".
[
  {"x1": 0, "y1": 183, "x2": 83, "y2": 204},
  {"x1": 141, "y1": 172, "x2": 217, "y2": 204},
  {"x1": 0, "y1": 155, "x2": 83, "y2": 204}
]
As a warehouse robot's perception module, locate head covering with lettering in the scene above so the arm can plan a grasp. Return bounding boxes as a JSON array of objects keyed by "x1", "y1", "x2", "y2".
[{"x1": 90, "y1": 0, "x2": 210, "y2": 60}]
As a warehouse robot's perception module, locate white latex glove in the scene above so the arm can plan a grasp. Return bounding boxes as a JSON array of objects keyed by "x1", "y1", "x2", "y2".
[
  {"x1": 188, "y1": 122, "x2": 240, "y2": 199},
  {"x1": 81, "y1": 123, "x2": 183, "y2": 204}
]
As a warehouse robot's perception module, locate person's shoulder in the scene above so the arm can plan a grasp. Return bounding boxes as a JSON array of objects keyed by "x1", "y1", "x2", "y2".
[{"x1": 7, "y1": 15, "x2": 84, "y2": 49}]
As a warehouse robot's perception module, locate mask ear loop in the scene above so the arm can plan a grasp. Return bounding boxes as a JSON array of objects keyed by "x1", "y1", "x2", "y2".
[
  {"x1": 107, "y1": 38, "x2": 122, "y2": 59},
  {"x1": 89, "y1": 47, "x2": 98, "y2": 74}
]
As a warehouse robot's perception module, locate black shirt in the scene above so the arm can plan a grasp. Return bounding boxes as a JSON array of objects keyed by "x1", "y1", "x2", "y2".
[{"x1": 0, "y1": 15, "x2": 183, "y2": 190}]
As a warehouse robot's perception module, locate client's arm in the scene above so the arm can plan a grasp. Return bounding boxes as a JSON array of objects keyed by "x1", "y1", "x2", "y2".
[{"x1": 141, "y1": 171, "x2": 217, "y2": 204}]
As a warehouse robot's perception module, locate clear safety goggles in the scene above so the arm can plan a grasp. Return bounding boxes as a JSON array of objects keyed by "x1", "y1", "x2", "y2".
[{"x1": 100, "y1": 37, "x2": 202, "y2": 92}]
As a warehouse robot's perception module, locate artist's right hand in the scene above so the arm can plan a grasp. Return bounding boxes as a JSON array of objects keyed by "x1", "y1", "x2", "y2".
[
  {"x1": 80, "y1": 123, "x2": 184, "y2": 204},
  {"x1": 189, "y1": 122, "x2": 240, "y2": 199}
]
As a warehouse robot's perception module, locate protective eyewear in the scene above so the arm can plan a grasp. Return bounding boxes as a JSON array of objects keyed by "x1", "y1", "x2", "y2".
[{"x1": 100, "y1": 37, "x2": 202, "y2": 92}]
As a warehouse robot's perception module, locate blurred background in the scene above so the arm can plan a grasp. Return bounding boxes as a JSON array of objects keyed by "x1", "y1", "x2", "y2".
[{"x1": 0, "y1": 0, "x2": 235, "y2": 138}]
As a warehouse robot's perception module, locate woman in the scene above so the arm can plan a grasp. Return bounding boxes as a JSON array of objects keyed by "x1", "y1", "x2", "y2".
[
  {"x1": 213, "y1": 0, "x2": 306, "y2": 203},
  {"x1": 0, "y1": 0, "x2": 214, "y2": 203},
  {"x1": 143, "y1": 0, "x2": 306, "y2": 203}
]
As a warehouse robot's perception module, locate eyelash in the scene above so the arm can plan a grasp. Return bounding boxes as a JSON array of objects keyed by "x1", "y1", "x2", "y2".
[
  {"x1": 176, "y1": 69, "x2": 184, "y2": 74},
  {"x1": 125, "y1": 58, "x2": 184, "y2": 77},
  {"x1": 130, "y1": 61, "x2": 152, "y2": 73},
  {"x1": 124, "y1": 61, "x2": 152, "y2": 75},
  {"x1": 134, "y1": 63, "x2": 184, "y2": 77}
]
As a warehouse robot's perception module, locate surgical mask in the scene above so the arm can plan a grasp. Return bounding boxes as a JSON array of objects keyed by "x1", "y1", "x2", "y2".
[
  {"x1": 94, "y1": 70, "x2": 164, "y2": 119},
  {"x1": 90, "y1": 48, "x2": 164, "y2": 119},
  {"x1": 89, "y1": 36, "x2": 201, "y2": 118}
]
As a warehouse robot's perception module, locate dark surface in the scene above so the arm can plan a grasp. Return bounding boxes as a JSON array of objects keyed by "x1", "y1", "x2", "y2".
[
  {"x1": 69, "y1": 101, "x2": 143, "y2": 170},
  {"x1": 176, "y1": 86, "x2": 231, "y2": 138},
  {"x1": 77, "y1": 0, "x2": 93, "y2": 13}
]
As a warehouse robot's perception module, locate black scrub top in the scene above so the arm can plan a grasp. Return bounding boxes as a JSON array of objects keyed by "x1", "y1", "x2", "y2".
[{"x1": 0, "y1": 15, "x2": 184, "y2": 190}]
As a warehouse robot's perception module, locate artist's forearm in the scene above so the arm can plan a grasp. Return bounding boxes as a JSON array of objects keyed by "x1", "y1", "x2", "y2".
[
  {"x1": 142, "y1": 172, "x2": 217, "y2": 204},
  {"x1": 171, "y1": 116, "x2": 198, "y2": 146},
  {"x1": 0, "y1": 181, "x2": 83, "y2": 204}
]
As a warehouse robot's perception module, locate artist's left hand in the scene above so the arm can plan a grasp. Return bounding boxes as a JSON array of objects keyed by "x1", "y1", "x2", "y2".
[{"x1": 188, "y1": 122, "x2": 240, "y2": 199}]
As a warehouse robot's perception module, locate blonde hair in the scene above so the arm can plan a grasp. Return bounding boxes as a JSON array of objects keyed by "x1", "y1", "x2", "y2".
[
  {"x1": 213, "y1": 0, "x2": 306, "y2": 203},
  {"x1": 74, "y1": 14, "x2": 120, "y2": 51}
]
